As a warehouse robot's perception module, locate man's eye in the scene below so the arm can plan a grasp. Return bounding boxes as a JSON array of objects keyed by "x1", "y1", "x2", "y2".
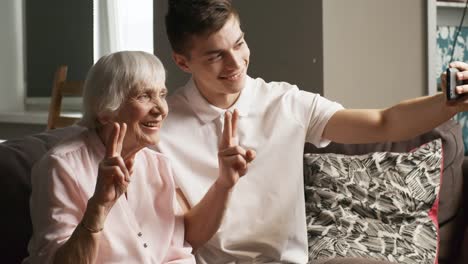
[
  {"x1": 208, "y1": 53, "x2": 222, "y2": 62},
  {"x1": 236, "y1": 42, "x2": 244, "y2": 48},
  {"x1": 160, "y1": 92, "x2": 168, "y2": 99}
]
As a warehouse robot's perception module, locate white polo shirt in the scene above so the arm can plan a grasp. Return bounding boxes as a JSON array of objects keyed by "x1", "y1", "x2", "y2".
[{"x1": 156, "y1": 76, "x2": 343, "y2": 263}]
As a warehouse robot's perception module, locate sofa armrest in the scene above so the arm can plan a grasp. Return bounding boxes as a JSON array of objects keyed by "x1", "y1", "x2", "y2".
[{"x1": 0, "y1": 125, "x2": 85, "y2": 263}]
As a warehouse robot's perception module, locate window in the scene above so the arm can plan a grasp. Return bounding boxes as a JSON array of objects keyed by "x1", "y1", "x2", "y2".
[
  {"x1": 94, "y1": 0, "x2": 153, "y2": 61},
  {"x1": 25, "y1": 0, "x2": 93, "y2": 104},
  {"x1": 24, "y1": 0, "x2": 153, "y2": 111}
]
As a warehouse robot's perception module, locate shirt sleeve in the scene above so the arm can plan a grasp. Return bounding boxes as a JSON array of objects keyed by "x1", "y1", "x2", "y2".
[
  {"x1": 163, "y1": 213, "x2": 195, "y2": 263},
  {"x1": 27, "y1": 154, "x2": 86, "y2": 263},
  {"x1": 305, "y1": 92, "x2": 344, "y2": 147},
  {"x1": 162, "y1": 162, "x2": 195, "y2": 263},
  {"x1": 283, "y1": 86, "x2": 344, "y2": 147}
]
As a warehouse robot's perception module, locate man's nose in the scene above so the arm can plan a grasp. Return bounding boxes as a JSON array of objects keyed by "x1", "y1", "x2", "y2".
[{"x1": 226, "y1": 51, "x2": 242, "y2": 69}]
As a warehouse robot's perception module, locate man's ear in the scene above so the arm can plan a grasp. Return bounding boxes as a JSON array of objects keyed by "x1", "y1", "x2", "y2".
[{"x1": 172, "y1": 52, "x2": 192, "y2": 73}]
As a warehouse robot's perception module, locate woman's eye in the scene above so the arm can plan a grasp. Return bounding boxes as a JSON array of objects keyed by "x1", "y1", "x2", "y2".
[{"x1": 137, "y1": 93, "x2": 151, "y2": 101}]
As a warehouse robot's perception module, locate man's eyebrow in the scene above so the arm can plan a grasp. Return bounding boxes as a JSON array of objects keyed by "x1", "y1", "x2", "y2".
[
  {"x1": 203, "y1": 49, "x2": 223, "y2": 56},
  {"x1": 202, "y1": 32, "x2": 245, "y2": 56},
  {"x1": 235, "y1": 32, "x2": 245, "y2": 44}
]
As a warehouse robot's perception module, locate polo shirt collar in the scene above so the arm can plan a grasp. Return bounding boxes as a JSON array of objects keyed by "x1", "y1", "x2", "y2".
[{"x1": 184, "y1": 76, "x2": 255, "y2": 124}]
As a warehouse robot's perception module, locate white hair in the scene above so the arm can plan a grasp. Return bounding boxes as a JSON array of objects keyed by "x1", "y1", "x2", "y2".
[{"x1": 80, "y1": 51, "x2": 166, "y2": 129}]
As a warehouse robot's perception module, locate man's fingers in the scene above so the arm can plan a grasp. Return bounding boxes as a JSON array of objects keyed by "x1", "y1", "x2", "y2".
[
  {"x1": 238, "y1": 167, "x2": 249, "y2": 177},
  {"x1": 456, "y1": 84, "x2": 468, "y2": 95},
  {"x1": 218, "y1": 145, "x2": 246, "y2": 157},
  {"x1": 106, "y1": 123, "x2": 120, "y2": 158},
  {"x1": 219, "y1": 147, "x2": 255, "y2": 159},
  {"x1": 222, "y1": 155, "x2": 247, "y2": 170},
  {"x1": 222, "y1": 111, "x2": 233, "y2": 148},
  {"x1": 449, "y1": 61, "x2": 468, "y2": 70},
  {"x1": 246, "y1": 149, "x2": 256, "y2": 163},
  {"x1": 232, "y1": 109, "x2": 238, "y2": 138}
]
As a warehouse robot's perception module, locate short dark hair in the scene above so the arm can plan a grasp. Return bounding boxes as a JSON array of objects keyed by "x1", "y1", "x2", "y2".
[{"x1": 165, "y1": 0, "x2": 239, "y2": 56}]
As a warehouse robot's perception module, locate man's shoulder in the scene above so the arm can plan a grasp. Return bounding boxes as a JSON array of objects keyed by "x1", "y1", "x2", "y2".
[
  {"x1": 251, "y1": 77, "x2": 302, "y2": 95},
  {"x1": 167, "y1": 85, "x2": 187, "y2": 105}
]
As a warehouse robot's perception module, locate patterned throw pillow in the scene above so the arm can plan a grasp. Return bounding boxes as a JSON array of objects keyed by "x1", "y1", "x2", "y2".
[{"x1": 304, "y1": 139, "x2": 442, "y2": 264}]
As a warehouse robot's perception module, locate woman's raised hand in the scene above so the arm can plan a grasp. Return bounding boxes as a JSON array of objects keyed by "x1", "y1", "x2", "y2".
[
  {"x1": 217, "y1": 109, "x2": 256, "y2": 190},
  {"x1": 93, "y1": 123, "x2": 132, "y2": 210}
]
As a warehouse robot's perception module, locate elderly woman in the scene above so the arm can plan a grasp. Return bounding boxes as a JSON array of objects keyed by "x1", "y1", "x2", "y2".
[{"x1": 24, "y1": 51, "x2": 255, "y2": 263}]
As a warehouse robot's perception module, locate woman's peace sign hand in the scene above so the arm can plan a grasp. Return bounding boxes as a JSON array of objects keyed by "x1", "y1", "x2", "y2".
[{"x1": 93, "y1": 123, "x2": 132, "y2": 211}]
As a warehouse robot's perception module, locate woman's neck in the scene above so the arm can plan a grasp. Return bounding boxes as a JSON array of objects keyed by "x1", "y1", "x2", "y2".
[{"x1": 96, "y1": 123, "x2": 142, "y2": 160}]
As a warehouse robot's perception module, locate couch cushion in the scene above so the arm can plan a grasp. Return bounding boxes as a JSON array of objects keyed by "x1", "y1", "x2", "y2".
[
  {"x1": 305, "y1": 139, "x2": 442, "y2": 263},
  {"x1": 0, "y1": 125, "x2": 85, "y2": 263},
  {"x1": 304, "y1": 119, "x2": 465, "y2": 264}
]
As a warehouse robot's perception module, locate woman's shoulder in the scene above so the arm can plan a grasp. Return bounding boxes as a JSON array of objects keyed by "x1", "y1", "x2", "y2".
[
  {"x1": 140, "y1": 147, "x2": 171, "y2": 164},
  {"x1": 48, "y1": 128, "x2": 101, "y2": 160},
  {"x1": 137, "y1": 148, "x2": 175, "y2": 181}
]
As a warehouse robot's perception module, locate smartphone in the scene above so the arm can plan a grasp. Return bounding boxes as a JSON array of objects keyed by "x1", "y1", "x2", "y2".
[{"x1": 446, "y1": 68, "x2": 464, "y2": 101}]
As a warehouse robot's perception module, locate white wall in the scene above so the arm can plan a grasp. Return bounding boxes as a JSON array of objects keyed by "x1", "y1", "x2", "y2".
[
  {"x1": 0, "y1": 0, "x2": 24, "y2": 111},
  {"x1": 323, "y1": 0, "x2": 427, "y2": 108}
]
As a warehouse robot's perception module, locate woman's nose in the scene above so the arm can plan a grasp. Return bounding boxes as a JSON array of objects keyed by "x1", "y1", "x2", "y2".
[{"x1": 151, "y1": 99, "x2": 167, "y2": 115}]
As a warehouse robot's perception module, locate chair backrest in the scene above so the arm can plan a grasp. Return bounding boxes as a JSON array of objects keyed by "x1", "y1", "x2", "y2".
[{"x1": 47, "y1": 65, "x2": 84, "y2": 130}]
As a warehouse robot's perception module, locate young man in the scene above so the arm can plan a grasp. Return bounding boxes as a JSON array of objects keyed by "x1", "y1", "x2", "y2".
[{"x1": 156, "y1": 0, "x2": 468, "y2": 263}]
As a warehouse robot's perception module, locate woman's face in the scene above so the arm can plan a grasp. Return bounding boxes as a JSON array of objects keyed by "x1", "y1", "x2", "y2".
[{"x1": 114, "y1": 82, "x2": 169, "y2": 150}]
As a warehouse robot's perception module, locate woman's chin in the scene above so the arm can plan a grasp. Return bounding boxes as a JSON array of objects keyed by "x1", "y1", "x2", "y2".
[
  {"x1": 134, "y1": 128, "x2": 160, "y2": 146},
  {"x1": 141, "y1": 135, "x2": 160, "y2": 147}
]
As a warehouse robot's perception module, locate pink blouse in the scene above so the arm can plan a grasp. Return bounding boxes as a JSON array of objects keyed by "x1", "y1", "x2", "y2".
[{"x1": 24, "y1": 129, "x2": 195, "y2": 263}]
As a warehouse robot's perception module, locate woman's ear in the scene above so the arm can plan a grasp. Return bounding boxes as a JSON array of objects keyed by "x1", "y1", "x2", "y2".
[
  {"x1": 172, "y1": 52, "x2": 192, "y2": 73},
  {"x1": 97, "y1": 112, "x2": 113, "y2": 126}
]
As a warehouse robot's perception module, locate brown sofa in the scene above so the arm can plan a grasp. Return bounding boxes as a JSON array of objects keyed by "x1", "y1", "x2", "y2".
[
  {"x1": 0, "y1": 120, "x2": 466, "y2": 263},
  {"x1": 0, "y1": 125, "x2": 85, "y2": 263}
]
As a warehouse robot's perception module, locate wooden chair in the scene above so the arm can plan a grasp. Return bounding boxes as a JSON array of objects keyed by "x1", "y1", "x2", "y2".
[{"x1": 47, "y1": 65, "x2": 84, "y2": 130}]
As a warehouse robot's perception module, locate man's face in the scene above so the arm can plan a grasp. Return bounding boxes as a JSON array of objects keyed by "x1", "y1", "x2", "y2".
[{"x1": 173, "y1": 15, "x2": 250, "y2": 106}]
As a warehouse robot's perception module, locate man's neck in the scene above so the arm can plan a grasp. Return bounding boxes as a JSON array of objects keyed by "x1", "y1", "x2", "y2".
[
  {"x1": 203, "y1": 92, "x2": 240, "y2": 109},
  {"x1": 194, "y1": 81, "x2": 241, "y2": 109}
]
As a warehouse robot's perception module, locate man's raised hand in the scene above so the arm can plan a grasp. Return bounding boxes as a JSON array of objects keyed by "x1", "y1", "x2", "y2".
[{"x1": 217, "y1": 109, "x2": 256, "y2": 190}]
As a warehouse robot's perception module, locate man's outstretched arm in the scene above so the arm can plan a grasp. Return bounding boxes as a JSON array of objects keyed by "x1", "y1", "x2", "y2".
[{"x1": 323, "y1": 61, "x2": 468, "y2": 144}]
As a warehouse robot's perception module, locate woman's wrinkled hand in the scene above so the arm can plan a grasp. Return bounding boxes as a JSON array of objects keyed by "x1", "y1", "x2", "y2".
[
  {"x1": 92, "y1": 123, "x2": 133, "y2": 211},
  {"x1": 217, "y1": 109, "x2": 256, "y2": 190}
]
